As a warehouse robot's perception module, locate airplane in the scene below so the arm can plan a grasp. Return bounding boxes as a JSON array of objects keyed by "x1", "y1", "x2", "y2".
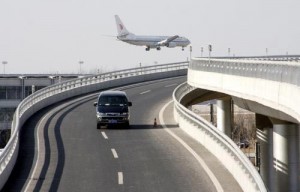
[{"x1": 115, "y1": 15, "x2": 191, "y2": 51}]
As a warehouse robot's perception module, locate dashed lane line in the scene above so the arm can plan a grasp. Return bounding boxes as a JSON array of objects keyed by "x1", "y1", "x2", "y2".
[
  {"x1": 140, "y1": 90, "x2": 151, "y2": 95},
  {"x1": 111, "y1": 148, "x2": 119, "y2": 159},
  {"x1": 118, "y1": 172, "x2": 124, "y2": 185},
  {"x1": 164, "y1": 83, "x2": 178, "y2": 87},
  {"x1": 101, "y1": 131, "x2": 108, "y2": 139}
]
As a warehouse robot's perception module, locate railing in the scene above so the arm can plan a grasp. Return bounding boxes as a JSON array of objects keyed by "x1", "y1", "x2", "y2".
[
  {"x1": 190, "y1": 58, "x2": 300, "y2": 85},
  {"x1": 0, "y1": 62, "x2": 188, "y2": 189},
  {"x1": 205, "y1": 55, "x2": 300, "y2": 62},
  {"x1": 173, "y1": 83, "x2": 267, "y2": 192}
]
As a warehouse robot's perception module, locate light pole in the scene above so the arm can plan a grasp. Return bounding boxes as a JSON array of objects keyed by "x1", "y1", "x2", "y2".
[
  {"x1": 265, "y1": 48, "x2": 268, "y2": 56},
  {"x1": 208, "y1": 45, "x2": 212, "y2": 63},
  {"x1": 2, "y1": 61, "x2": 8, "y2": 74},
  {"x1": 139, "y1": 62, "x2": 142, "y2": 75},
  {"x1": 189, "y1": 45, "x2": 192, "y2": 61},
  {"x1": 201, "y1": 47, "x2": 203, "y2": 57},
  {"x1": 79, "y1": 61, "x2": 84, "y2": 74},
  {"x1": 228, "y1": 48, "x2": 231, "y2": 57}
]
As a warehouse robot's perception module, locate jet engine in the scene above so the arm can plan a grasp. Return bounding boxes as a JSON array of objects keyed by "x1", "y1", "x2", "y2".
[{"x1": 166, "y1": 42, "x2": 177, "y2": 48}]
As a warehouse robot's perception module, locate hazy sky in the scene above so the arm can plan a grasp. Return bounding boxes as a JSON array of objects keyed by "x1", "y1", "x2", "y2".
[{"x1": 0, "y1": 0, "x2": 299, "y2": 74}]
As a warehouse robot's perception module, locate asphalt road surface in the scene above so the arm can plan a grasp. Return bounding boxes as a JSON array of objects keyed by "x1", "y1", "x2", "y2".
[{"x1": 3, "y1": 77, "x2": 242, "y2": 192}]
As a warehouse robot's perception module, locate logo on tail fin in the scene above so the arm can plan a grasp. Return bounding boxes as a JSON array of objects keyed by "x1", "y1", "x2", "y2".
[{"x1": 115, "y1": 15, "x2": 132, "y2": 37}]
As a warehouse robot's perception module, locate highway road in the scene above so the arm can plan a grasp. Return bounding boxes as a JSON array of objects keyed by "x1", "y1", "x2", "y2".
[{"x1": 3, "y1": 77, "x2": 242, "y2": 192}]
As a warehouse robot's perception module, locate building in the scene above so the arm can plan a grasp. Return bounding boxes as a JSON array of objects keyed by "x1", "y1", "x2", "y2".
[{"x1": 0, "y1": 74, "x2": 81, "y2": 131}]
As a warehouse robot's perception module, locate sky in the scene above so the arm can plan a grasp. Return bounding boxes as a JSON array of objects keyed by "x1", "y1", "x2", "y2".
[{"x1": 0, "y1": 0, "x2": 299, "y2": 74}]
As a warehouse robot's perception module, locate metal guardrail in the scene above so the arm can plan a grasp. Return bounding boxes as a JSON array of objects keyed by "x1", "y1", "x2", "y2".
[
  {"x1": 0, "y1": 62, "x2": 188, "y2": 189},
  {"x1": 173, "y1": 83, "x2": 267, "y2": 192}
]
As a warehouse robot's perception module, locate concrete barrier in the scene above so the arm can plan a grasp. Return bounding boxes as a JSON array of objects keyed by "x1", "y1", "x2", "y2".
[{"x1": 173, "y1": 83, "x2": 267, "y2": 192}]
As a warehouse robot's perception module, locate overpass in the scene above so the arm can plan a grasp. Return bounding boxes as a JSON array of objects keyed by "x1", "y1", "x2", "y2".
[
  {"x1": 179, "y1": 57, "x2": 300, "y2": 191},
  {"x1": 0, "y1": 62, "x2": 243, "y2": 192},
  {"x1": 0, "y1": 57, "x2": 299, "y2": 191}
]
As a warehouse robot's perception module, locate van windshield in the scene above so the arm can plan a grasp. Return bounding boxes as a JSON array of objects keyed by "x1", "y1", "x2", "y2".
[{"x1": 98, "y1": 96, "x2": 128, "y2": 106}]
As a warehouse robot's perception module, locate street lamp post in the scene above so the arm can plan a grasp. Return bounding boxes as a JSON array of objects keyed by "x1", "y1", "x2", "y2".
[
  {"x1": 139, "y1": 62, "x2": 142, "y2": 75},
  {"x1": 208, "y1": 45, "x2": 212, "y2": 63},
  {"x1": 189, "y1": 45, "x2": 192, "y2": 61},
  {"x1": 79, "y1": 61, "x2": 84, "y2": 74},
  {"x1": 201, "y1": 47, "x2": 203, "y2": 57},
  {"x1": 2, "y1": 61, "x2": 8, "y2": 74}
]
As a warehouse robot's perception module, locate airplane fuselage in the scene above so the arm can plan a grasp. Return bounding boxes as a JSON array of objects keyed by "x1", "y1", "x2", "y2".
[{"x1": 118, "y1": 34, "x2": 190, "y2": 49}]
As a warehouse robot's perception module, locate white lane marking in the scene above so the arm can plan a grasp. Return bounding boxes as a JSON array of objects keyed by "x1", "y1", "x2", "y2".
[
  {"x1": 24, "y1": 113, "x2": 50, "y2": 192},
  {"x1": 111, "y1": 148, "x2": 119, "y2": 158},
  {"x1": 118, "y1": 172, "x2": 124, "y2": 185},
  {"x1": 24, "y1": 94, "x2": 97, "y2": 192},
  {"x1": 164, "y1": 83, "x2": 177, "y2": 88},
  {"x1": 159, "y1": 100, "x2": 224, "y2": 192},
  {"x1": 101, "y1": 131, "x2": 108, "y2": 139},
  {"x1": 140, "y1": 90, "x2": 151, "y2": 95}
]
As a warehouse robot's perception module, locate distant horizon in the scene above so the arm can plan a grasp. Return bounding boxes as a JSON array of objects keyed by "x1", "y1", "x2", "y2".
[{"x1": 2, "y1": 53, "x2": 300, "y2": 75}]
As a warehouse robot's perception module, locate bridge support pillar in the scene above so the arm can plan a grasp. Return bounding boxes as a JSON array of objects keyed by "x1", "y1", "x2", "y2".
[
  {"x1": 216, "y1": 98, "x2": 232, "y2": 137},
  {"x1": 256, "y1": 114, "x2": 274, "y2": 191},
  {"x1": 256, "y1": 126, "x2": 274, "y2": 190},
  {"x1": 271, "y1": 120, "x2": 299, "y2": 192}
]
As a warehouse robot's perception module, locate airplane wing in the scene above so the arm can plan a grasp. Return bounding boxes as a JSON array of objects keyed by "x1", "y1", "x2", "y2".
[{"x1": 157, "y1": 35, "x2": 179, "y2": 46}]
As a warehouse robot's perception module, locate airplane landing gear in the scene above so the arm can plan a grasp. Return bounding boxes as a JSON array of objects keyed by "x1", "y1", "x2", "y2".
[
  {"x1": 145, "y1": 47, "x2": 150, "y2": 51},
  {"x1": 182, "y1": 47, "x2": 184, "y2": 51},
  {"x1": 156, "y1": 47, "x2": 161, "y2": 51}
]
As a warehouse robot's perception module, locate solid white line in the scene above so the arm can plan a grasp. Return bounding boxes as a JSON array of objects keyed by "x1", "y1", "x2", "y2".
[
  {"x1": 118, "y1": 172, "x2": 124, "y2": 185},
  {"x1": 159, "y1": 100, "x2": 224, "y2": 192},
  {"x1": 24, "y1": 113, "x2": 50, "y2": 192},
  {"x1": 101, "y1": 131, "x2": 108, "y2": 139},
  {"x1": 140, "y1": 90, "x2": 151, "y2": 95},
  {"x1": 164, "y1": 83, "x2": 178, "y2": 87},
  {"x1": 24, "y1": 94, "x2": 101, "y2": 191},
  {"x1": 111, "y1": 148, "x2": 119, "y2": 158}
]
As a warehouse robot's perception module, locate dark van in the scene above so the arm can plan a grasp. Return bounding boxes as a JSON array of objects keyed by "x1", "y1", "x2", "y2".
[{"x1": 94, "y1": 91, "x2": 132, "y2": 129}]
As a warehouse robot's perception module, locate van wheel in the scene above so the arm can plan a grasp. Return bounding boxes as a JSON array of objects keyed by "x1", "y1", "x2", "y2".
[{"x1": 97, "y1": 123, "x2": 101, "y2": 129}]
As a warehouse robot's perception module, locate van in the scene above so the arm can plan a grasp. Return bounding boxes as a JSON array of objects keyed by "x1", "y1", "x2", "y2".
[{"x1": 93, "y1": 91, "x2": 132, "y2": 129}]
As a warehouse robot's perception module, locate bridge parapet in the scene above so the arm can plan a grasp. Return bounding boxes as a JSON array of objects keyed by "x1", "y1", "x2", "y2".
[
  {"x1": 189, "y1": 58, "x2": 300, "y2": 123},
  {"x1": 173, "y1": 83, "x2": 267, "y2": 192},
  {"x1": 208, "y1": 55, "x2": 300, "y2": 62}
]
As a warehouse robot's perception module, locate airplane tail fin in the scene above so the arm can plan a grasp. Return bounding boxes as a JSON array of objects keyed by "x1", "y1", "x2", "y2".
[{"x1": 115, "y1": 15, "x2": 130, "y2": 37}]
